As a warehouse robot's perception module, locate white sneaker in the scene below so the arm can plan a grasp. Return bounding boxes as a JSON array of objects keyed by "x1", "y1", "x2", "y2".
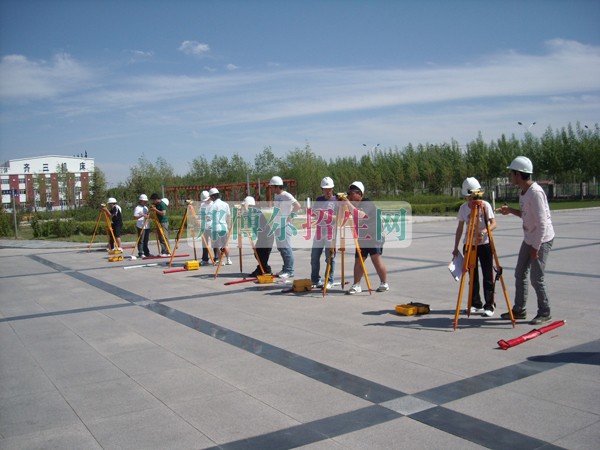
[
  {"x1": 469, "y1": 306, "x2": 485, "y2": 314},
  {"x1": 278, "y1": 272, "x2": 293, "y2": 279},
  {"x1": 316, "y1": 280, "x2": 325, "y2": 288},
  {"x1": 347, "y1": 284, "x2": 362, "y2": 294},
  {"x1": 482, "y1": 308, "x2": 495, "y2": 317},
  {"x1": 324, "y1": 282, "x2": 332, "y2": 289},
  {"x1": 225, "y1": 258, "x2": 232, "y2": 265},
  {"x1": 376, "y1": 282, "x2": 389, "y2": 292}
]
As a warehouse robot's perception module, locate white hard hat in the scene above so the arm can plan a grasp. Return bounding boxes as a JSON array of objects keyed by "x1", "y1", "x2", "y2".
[
  {"x1": 320, "y1": 177, "x2": 334, "y2": 189},
  {"x1": 200, "y1": 190, "x2": 210, "y2": 201},
  {"x1": 209, "y1": 188, "x2": 219, "y2": 196},
  {"x1": 161, "y1": 198, "x2": 169, "y2": 206},
  {"x1": 269, "y1": 176, "x2": 283, "y2": 186},
  {"x1": 139, "y1": 194, "x2": 148, "y2": 201},
  {"x1": 242, "y1": 196, "x2": 256, "y2": 206},
  {"x1": 461, "y1": 177, "x2": 482, "y2": 196},
  {"x1": 507, "y1": 156, "x2": 533, "y2": 174},
  {"x1": 107, "y1": 197, "x2": 117, "y2": 204},
  {"x1": 349, "y1": 181, "x2": 365, "y2": 195}
]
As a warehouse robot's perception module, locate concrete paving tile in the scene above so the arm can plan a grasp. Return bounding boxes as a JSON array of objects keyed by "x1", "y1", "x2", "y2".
[
  {"x1": 333, "y1": 415, "x2": 483, "y2": 450},
  {"x1": 172, "y1": 390, "x2": 301, "y2": 444},
  {"x1": 88, "y1": 406, "x2": 214, "y2": 450},
  {"x1": 0, "y1": 364, "x2": 55, "y2": 400},
  {"x1": 106, "y1": 345, "x2": 193, "y2": 376},
  {"x1": 295, "y1": 439, "x2": 349, "y2": 449},
  {"x1": 133, "y1": 366, "x2": 238, "y2": 407},
  {"x1": 0, "y1": 423, "x2": 102, "y2": 450},
  {"x1": 201, "y1": 352, "x2": 306, "y2": 390},
  {"x1": 244, "y1": 371, "x2": 372, "y2": 422},
  {"x1": 0, "y1": 390, "x2": 80, "y2": 438},
  {"x1": 84, "y1": 329, "x2": 158, "y2": 356},
  {"x1": 552, "y1": 420, "x2": 600, "y2": 450},
  {"x1": 445, "y1": 386, "x2": 598, "y2": 443},
  {"x1": 500, "y1": 368, "x2": 600, "y2": 415},
  {"x1": 61, "y1": 377, "x2": 162, "y2": 422}
]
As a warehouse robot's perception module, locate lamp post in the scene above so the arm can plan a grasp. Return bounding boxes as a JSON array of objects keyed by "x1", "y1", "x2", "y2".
[
  {"x1": 517, "y1": 121, "x2": 536, "y2": 132},
  {"x1": 362, "y1": 143, "x2": 380, "y2": 159}
]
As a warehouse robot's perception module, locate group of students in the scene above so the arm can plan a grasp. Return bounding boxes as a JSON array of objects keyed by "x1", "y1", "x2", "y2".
[
  {"x1": 104, "y1": 193, "x2": 169, "y2": 258},
  {"x1": 218, "y1": 175, "x2": 391, "y2": 294},
  {"x1": 452, "y1": 156, "x2": 555, "y2": 325},
  {"x1": 104, "y1": 155, "x2": 554, "y2": 323}
]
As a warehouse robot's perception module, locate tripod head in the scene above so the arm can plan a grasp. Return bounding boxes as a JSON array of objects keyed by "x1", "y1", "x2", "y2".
[{"x1": 469, "y1": 189, "x2": 485, "y2": 200}]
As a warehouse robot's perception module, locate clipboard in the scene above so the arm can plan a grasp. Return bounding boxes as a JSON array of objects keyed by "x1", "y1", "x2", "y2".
[{"x1": 448, "y1": 253, "x2": 463, "y2": 282}]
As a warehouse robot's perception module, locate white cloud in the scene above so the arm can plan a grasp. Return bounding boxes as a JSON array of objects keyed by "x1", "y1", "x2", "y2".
[
  {"x1": 128, "y1": 50, "x2": 154, "y2": 62},
  {"x1": 178, "y1": 40, "x2": 210, "y2": 56},
  {"x1": 226, "y1": 63, "x2": 239, "y2": 71},
  {"x1": 0, "y1": 53, "x2": 93, "y2": 100}
]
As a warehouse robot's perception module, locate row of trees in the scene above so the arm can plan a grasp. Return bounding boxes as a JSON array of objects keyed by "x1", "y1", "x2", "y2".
[{"x1": 102, "y1": 122, "x2": 599, "y2": 206}]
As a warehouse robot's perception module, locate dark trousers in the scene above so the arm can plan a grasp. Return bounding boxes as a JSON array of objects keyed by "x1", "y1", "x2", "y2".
[
  {"x1": 465, "y1": 243, "x2": 494, "y2": 308},
  {"x1": 137, "y1": 227, "x2": 150, "y2": 256}
]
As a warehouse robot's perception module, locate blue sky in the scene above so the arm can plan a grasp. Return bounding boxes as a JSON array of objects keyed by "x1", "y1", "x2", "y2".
[{"x1": 1, "y1": 0, "x2": 599, "y2": 185}]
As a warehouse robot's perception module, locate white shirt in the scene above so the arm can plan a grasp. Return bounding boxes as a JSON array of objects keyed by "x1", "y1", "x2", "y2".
[
  {"x1": 211, "y1": 198, "x2": 230, "y2": 234},
  {"x1": 457, "y1": 200, "x2": 494, "y2": 245},
  {"x1": 134, "y1": 204, "x2": 149, "y2": 229},
  {"x1": 520, "y1": 182, "x2": 555, "y2": 249},
  {"x1": 274, "y1": 190, "x2": 298, "y2": 218}
]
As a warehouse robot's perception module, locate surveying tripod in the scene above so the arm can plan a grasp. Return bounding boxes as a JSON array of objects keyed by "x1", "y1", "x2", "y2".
[
  {"x1": 166, "y1": 200, "x2": 214, "y2": 268},
  {"x1": 322, "y1": 200, "x2": 371, "y2": 297},
  {"x1": 453, "y1": 196, "x2": 515, "y2": 330},
  {"x1": 87, "y1": 207, "x2": 119, "y2": 253}
]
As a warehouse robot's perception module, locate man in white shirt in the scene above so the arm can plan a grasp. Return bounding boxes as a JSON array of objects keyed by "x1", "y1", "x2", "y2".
[
  {"x1": 497, "y1": 156, "x2": 555, "y2": 325},
  {"x1": 133, "y1": 194, "x2": 151, "y2": 258},
  {"x1": 269, "y1": 176, "x2": 301, "y2": 278},
  {"x1": 209, "y1": 188, "x2": 232, "y2": 265}
]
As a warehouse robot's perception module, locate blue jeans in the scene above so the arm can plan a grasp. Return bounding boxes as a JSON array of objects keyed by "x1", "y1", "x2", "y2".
[
  {"x1": 276, "y1": 224, "x2": 295, "y2": 273},
  {"x1": 514, "y1": 239, "x2": 553, "y2": 316},
  {"x1": 311, "y1": 241, "x2": 335, "y2": 284}
]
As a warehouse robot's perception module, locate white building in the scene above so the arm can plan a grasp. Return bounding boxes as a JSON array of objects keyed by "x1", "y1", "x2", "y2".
[{"x1": 1, "y1": 155, "x2": 95, "y2": 211}]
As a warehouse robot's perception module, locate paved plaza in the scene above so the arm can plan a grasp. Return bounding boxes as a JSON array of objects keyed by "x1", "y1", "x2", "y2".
[{"x1": 0, "y1": 208, "x2": 599, "y2": 449}]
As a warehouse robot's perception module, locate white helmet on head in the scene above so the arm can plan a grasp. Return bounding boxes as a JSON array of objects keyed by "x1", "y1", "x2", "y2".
[
  {"x1": 107, "y1": 197, "x2": 117, "y2": 204},
  {"x1": 200, "y1": 190, "x2": 210, "y2": 201},
  {"x1": 349, "y1": 181, "x2": 365, "y2": 195},
  {"x1": 161, "y1": 198, "x2": 169, "y2": 206},
  {"x1": 139, "y1": 194, "x2": 148, "y2": 201},
  {"x1": 242, "y1": 196, "x2": 256, "y2": 206},
  {"x1": 269, "y1": 176, "x2": 283, "y2": 186},
  {"x1": 461, "y1": 177, "x2": 481, "y2": 196},
  {"x1": 320, "y1": 176, "x2": 334, "y2": 189},
  {"x1": 208, "y1": 187, "x2": 219, "y2": 196},
  {"x1": 508, "y1": 156, "x2": 533, "y2": 174}
]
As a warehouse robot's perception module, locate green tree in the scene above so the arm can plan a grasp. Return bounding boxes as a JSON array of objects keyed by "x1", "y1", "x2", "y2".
[{"x1": 87, "y1": 167, "x2": 107, "y2": 209}]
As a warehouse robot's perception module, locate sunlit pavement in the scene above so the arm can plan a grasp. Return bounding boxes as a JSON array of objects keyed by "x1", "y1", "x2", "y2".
[{"x1": 1, "y1": 209, "x2": 598, "y2": 449}]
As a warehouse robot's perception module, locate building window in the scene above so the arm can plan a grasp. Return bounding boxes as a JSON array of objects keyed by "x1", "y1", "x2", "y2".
[{"x1": 19, "y1": 177, "x2": 25, "y2": 183}]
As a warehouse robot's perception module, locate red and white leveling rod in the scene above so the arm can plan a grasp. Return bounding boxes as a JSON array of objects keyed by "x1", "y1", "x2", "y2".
[{"x1": 497, "y1": 320, "x2": 565, "y2": 350}]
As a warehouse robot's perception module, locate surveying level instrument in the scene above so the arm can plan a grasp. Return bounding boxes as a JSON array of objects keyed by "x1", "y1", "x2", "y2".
[{"x1": 453, "y1": 193, "x2": 515, "y2": 330}]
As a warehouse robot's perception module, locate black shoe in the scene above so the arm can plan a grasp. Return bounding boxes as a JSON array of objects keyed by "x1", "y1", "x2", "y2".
[
  {"x1": 501, "y1": 310, "x2": 527, "y2": 320},
  {"x1": 529, "y1": 314, "x2": 552, "y2": 325}
]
